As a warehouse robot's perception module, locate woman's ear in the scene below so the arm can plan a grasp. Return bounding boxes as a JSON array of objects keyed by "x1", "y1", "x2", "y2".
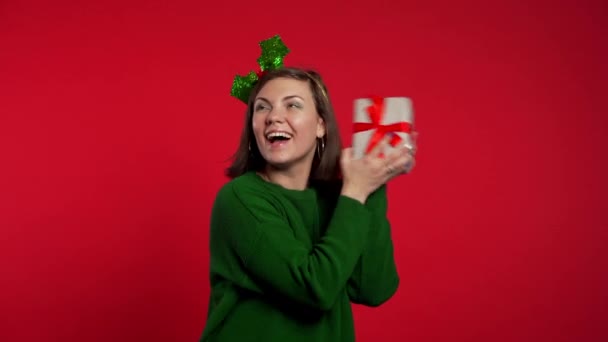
[{"x1": 316, "y1": 117, "x2": 326, "y2": 138}]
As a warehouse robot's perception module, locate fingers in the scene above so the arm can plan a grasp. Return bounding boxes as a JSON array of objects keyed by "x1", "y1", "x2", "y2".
[
  {"x1": 340, "y1": 147, "x2": 353, "y2": 168},
  {"x1": 341, "y1": 147, "x2": 353, "y2": 160},
  {"x1": 367, "y1": 135, "x2": 392, "y2": 159},
  {"x1": 353, "y1": 134, "x2": 417, "y2": 182},
  {"x1": 384, "y1": 143, "x2": 410, "y2": 164},
  {"x1": 384, "y1": 145, "x2": 416, "y2": 176},
  {"x1": 407, "y1": 130, "x2": 419, "y2": 155},
  {"x1": 400, "y1": 154, "x2": 416, "y2": 174}
]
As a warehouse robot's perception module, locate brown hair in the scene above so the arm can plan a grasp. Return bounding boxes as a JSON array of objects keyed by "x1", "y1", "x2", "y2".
[{"x1": 225, "y1": 67, "x2": 342, "y2": 182}]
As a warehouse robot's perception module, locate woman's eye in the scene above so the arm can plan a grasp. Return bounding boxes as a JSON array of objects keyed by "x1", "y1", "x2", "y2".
[
  {"x1": 254, "y1": 104, "x2": 268, "y2": 111},
  {"x1": 288, "y1": 103, "x2": 302, "y2": 109}
]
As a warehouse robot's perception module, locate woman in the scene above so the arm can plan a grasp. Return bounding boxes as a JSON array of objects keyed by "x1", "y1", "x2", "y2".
[{"x1": 200, "y1": 67, "x2": 417, "y2": 341}]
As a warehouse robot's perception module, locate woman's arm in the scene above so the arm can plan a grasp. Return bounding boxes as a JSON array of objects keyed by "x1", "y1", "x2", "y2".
[
  {"x1": 209, "y1": 181, "x2": 374, "y2": 311},
  {"x1": 346, "y1": 185, "x2": 400, "y2": 307}
]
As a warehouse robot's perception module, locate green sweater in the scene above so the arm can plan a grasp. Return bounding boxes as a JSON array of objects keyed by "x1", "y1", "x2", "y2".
[{"x1": 200, "y1": 171, "x2": 399, "y2": 341}]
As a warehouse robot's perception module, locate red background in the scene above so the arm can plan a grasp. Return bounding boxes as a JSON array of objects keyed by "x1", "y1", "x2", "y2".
[{"x1": 1, "y1": 0, "x2": 607, "y2": 341}]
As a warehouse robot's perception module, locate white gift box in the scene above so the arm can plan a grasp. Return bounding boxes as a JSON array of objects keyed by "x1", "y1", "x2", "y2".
[{"x1": 352, "y1": 96, "x2": 415, "y2": 159}]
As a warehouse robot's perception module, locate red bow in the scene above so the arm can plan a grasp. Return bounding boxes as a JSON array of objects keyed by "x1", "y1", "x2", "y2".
[{"x1": 353, "y1": 96, "x2": 412, "y2": 155}]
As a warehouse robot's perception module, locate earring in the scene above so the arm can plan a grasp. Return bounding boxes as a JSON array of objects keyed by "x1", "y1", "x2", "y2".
[
  {"x1": 316, "y1": 137, "x2": 325, "y2": 159},
  {"x1": 249, "y1": 142, "x2": 255, "y2": 158}
]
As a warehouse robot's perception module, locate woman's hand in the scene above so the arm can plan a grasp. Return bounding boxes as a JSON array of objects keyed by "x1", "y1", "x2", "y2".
[
  {"x1": 340, "y1": 131, "x2": 418, "y2": 204},
  {"x1": 386, "y1": 130, "x2": 418, "y2": 180}
]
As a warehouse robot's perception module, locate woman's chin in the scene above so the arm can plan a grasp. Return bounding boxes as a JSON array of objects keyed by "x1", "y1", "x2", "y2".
[
  {"x1": 260, "y1": 148, "x2": 314, "y2": 171},
  {"x1": 264, "y1": 158, "x2": 292, "y2": 170}
]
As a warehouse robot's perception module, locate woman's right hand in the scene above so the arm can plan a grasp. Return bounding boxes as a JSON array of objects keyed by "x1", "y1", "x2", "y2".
[{"x1": 340, "y1": 136, "x2": 408, "y2": 204}]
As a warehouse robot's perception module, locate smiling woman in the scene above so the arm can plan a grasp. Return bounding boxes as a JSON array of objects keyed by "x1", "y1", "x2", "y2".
[
  {"x1": 253, "y1": 79, "x2": 338, "y2": 193},
  {"x1": 251, "y1": 77, "x2": 327, "y2": 183},
  {"x1": 226, "y1": 68, "x2": 345, "y2": 187},
  {"x1": 200, "y1": 66, "x2": 417, "y2": 341}
]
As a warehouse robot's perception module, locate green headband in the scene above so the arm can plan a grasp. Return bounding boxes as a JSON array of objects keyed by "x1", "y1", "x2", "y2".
[{"x1": 230, "y1": 35, "x2": 290, "y2": 104}]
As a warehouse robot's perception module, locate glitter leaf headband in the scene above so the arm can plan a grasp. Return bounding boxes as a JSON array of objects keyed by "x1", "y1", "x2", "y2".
[{"x1": 230, "y1": 35, "x2": 290, "y2": 104}]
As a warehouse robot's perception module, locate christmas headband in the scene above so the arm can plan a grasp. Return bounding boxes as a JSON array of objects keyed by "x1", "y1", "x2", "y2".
[{"x1": 230, "y1": 35, "x2": 291, "y2": 104}]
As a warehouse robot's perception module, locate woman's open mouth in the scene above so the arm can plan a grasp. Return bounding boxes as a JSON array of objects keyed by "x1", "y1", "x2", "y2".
[{"x1": 265, "y1": 131, "x2": 293, "y2": 147}]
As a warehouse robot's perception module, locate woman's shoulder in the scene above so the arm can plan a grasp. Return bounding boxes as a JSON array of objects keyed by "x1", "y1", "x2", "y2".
[
  {"x1": 215, "y1": 172, "x2": 266, "y2": 201},
  {"x1": 210, "y1": 173, "x2": 277, "y2": 222}
]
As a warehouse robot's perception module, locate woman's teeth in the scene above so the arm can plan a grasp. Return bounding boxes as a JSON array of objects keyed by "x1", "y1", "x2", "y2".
[{"x1": 266, "y1": 132, "x2": 292, "y2": 142}]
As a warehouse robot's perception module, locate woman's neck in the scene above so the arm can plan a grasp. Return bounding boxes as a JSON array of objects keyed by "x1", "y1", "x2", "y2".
[{"x1": 259, "y1": 164, "x2": 311, "y2": 191}]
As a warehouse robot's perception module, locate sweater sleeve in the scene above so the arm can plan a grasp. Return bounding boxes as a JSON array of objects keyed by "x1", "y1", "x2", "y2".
[
  {"x1": 346, "y1": 185, "x2": 400, "y2": 307},
  {"x1": 210, "y1": 182, "x2": 373, "y2": 311}
]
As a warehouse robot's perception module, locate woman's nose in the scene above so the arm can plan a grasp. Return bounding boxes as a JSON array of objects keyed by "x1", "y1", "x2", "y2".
[{"x1": 266, "y1": 106, "x2": 286, "y2": 124}]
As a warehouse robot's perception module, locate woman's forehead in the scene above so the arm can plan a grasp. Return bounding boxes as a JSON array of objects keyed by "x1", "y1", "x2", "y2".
[{"x1": 258, "y1": 77, "x2": 311, "y2": 97}]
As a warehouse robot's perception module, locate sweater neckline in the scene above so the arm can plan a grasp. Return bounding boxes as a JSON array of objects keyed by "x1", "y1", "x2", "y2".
[{"x1": 247, "y1": 171, "x2": 317, "y2": 200}]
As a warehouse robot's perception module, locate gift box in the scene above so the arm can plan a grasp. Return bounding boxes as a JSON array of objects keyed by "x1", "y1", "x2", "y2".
[{"x1": 352, "y1": 96, "x2": 415, "y2": 159}]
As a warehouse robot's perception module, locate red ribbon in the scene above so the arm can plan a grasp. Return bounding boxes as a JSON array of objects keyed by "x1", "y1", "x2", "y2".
[{"x1": 353, "y1": 96, "x2": 412, "y2": 155}]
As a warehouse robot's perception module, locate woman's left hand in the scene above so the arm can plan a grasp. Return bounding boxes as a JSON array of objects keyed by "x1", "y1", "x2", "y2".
[{"x1": 383, "y1": 131, "x2": 418, "y2": 178}]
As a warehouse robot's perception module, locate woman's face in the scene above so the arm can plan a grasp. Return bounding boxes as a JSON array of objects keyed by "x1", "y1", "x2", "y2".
[{"x1": 251, "y1": 77, "x2": 325, "y2": 170}]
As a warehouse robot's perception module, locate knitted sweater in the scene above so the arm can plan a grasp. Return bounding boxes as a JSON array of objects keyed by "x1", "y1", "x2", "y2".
[{"x1": 200, "y1": 171, "x2": 399, "y2": 341}]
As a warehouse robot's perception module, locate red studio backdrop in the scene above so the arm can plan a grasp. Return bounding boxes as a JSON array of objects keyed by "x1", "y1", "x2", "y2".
[{"x1": 1, "y1": 0, "x2": 607, "y2": 341}]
